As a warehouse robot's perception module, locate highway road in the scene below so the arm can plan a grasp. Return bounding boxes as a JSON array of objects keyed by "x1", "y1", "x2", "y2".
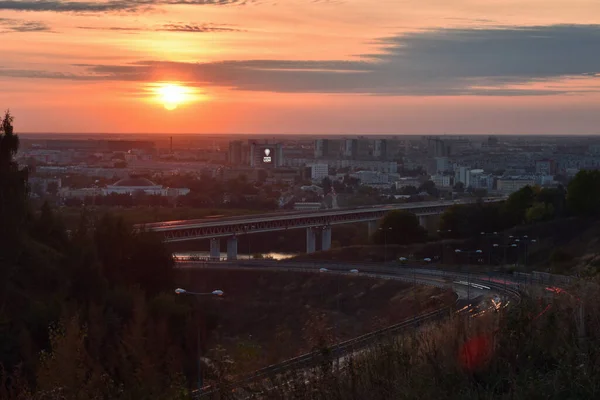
[{"x1": 177, "y1": 259, "x2": 520, "y2": 307}]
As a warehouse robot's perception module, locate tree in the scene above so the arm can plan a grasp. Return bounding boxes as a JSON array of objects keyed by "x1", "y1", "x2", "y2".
[
  {"x1": 567, "y1": 170, "x2": 600, "y2": 216},
  {"x1": 399, "y1": 185, "x2": 418, "y2": 196},
  {"x1": 321, "y1": 177, "x2": 332, "y2": 195},
  {"x1": 0, "y1": 110, "x2": 28, "y2": 246},
  {"x1": 94, "y1": 214, "x2": 174, "y2": 295},
  {"x1": 418, "y1": 180, "x2": 439, "y2": 197},
  {"x1": 31, "y1": 201, "x2": 69, "y2": 252},
  {"x1": 453, "y1": 182, "x2": 465, "y2": 193},
  {"x1": 440, "y1": 203, "x2": 505, "y2": 237},
  {"x1": 46, "y1": 181, "x2": 59, "y2": 196},
  {"x1": 536, "y1": 186, "x2": 566, "y2": 217},
  {"x1": 503, "y1": 185, "x2": 536, "y2": 225},
  {"x1": 372, "y1": 211, "x2": 428, "y2": 245},
  {"x1": 526, "y1": 203, "x2": 555, "y2": 224},
  {"x1": 473, "y1": 188, "x2": 488, "y2": 198}
]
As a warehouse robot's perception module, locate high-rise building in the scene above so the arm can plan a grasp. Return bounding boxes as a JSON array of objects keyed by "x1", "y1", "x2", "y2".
[
  {"x1": 343, "y1": 139, "x2": 358, "y2": 159},
  {"x1": 356, "y1": 138, "x2": 371, "y2": 159},
  {"x1": 315, "y1": 139, "x2": 328, "y2": 158},
  {"x1": 314, "y1": 139, "x2": 343, "y2": 159},
  {"x1": 435, "y1": 157, "x2": 450, "y2": 174},
  {"x1": 497, "y1": 177, "x2": 536, "y2": 194},
  {"x1": 228, "y1": 140, "x2": 244, "y2": 165},
  {"x1": 431, "y1": 174, "x2": 452, "y2": 188},
  {"x1": 385, "y1": 139, "x2": 405, "y2": 161},
  {"x1": 373, "y1": 139, "x2": 388, "y2": 160},
  {"x1": 310, "y1": 164, "x2": 329, "y2": 181},
  {"x1": 454, "y1": 166, "x2": 472, "y2": 187},
  {"x1": 469, "y1": 169, "x2": 493, "y2": 190},
  {"x1": 427, "y1": 137, "x2": 450, "y2": 157},
  {"x1": 535, "y1": 159, "x2": 556, "y2": 175}
]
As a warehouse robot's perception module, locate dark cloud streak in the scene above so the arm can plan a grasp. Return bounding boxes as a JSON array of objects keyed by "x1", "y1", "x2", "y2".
[
  {"x1": 0, "y1": 0, "x2": 246, "y2": 13},
  {"x1": 4, "y1": 25, "x2": 600, "y2": 96},
  {"x1": 159, "y1": 23, "x2": 242, "y2": 32},
  {"x1": 76, "y1": 22, "x2": 242, "y2": 33},
  {"x1": 0, "y1": 16, "x2": 50, "y2": 32}
]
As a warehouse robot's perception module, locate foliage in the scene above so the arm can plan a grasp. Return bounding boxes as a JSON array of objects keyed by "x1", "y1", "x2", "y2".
[
  {"x1": 440, "y1": 202, "x2": 505, "y2": 237},
  {"x1": 250, "y1": 291, "x2": 600, "y2": 400},
  {"x1": 371, "y1": 211, "x2": 428, "y2": 245},
  {"x1": 549, "y1": 248, "x2": 573, "y2": 264},
  {"x1": 567, "y1": 170, "x2": 600, "y2": 217},
  {"x1": 440, "y1": 184, "x2": 570, "y2": 238},
  {"x1": 525, "y1": 202, "x2": 555, "y2": 223},
  {"x1": 503, "y1": 185, "x2": 536, "y2": 225},
  {"x1": 418, "y1": 180, "x2": 439, "y2": 197},
  {"x1": 453, "y1": 181, "x2": 465, "y2": 193},
  {"x1": 0, "y1": 112, "x2": 194, "y2": 398},
  {"x1": 0, "y1": 110, "x2": 29, "y2": 255},
  {"x1": 321, "y1": 177, "x2": 332, "y2": 195},
  {"x1": 398, "y1": 185, "x2": 418, "y2": 195}
]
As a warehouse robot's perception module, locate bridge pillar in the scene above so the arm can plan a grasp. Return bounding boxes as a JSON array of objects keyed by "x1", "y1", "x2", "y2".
[
  {"x1": 418, "y1": 215, "x2": 428, "y2": 229},
  {"x1": 321, "y1": 227, "x2": 332, "y2": 251},
  {"x1": 210, "y1": 238, "x2": 220, "y2": 261},
  {"x1": 227, "y1": 236, "x2": 238, "y2": 261},
  {"x1": 306, "y1": 228, "x2": 316, "y2": 254},
  {"x1": 368, "y1": 220, "x2": 378, "y2": 237}
]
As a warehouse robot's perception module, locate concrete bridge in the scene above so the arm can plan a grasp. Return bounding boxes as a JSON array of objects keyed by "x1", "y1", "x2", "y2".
[{"x1": 140, "y1": 198, "x2": 503, "y2": 259}]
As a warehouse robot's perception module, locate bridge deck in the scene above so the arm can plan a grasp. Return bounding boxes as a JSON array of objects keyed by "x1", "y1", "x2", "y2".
[
  {"x1": 140, "y1": 199, "x2": 501, "y2": 231},
  {"x1": 138, "y1": 198, "x2": 503, "y2": 242}
]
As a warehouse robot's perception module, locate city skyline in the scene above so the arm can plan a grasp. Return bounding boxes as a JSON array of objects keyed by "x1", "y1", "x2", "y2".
[{"x1": 2, "y1": 0, "x2": 600, "y2": 134}]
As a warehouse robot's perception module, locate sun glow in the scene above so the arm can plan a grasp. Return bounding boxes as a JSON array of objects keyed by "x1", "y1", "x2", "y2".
[{"x1": 153, "y1": 83, "x2": 195, "y2": 110}]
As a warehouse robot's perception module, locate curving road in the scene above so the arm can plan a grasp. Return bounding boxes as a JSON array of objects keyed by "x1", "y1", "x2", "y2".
[{"x1": 177, "y1": 259, "x2": 520, "y2": 311}]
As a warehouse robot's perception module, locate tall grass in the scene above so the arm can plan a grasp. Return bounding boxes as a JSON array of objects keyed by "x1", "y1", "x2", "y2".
[{"x1": 205, "y1": 281, "x2": 600, "y2": 399}]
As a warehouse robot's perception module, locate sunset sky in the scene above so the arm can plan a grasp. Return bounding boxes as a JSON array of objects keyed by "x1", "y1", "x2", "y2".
[{"x1": 2, "y1": 0, "x2": 600, "y2": 134}]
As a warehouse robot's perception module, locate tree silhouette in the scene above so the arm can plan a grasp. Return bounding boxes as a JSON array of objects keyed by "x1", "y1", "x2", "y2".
[
  {"x1": 0, "y1": 110, "x2": 28, "y2": 243},
  {"x1": 372, "y1": 211, "x2": 428, "y2": 245},
  {"x1": 567, "y1": 170, "x2": 600, "y2": 217}
]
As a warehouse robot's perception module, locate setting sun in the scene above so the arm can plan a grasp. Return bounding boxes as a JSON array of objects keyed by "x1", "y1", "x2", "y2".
[{"x1": 154, "y1": 83, "x2": 192, "y2": 110}]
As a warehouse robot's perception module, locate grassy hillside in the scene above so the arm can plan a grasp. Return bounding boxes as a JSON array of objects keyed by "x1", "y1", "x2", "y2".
[
  {"x1": 207, "y1": 279, "x2": 600, "y2": 400},
  {"x1": 175, "y1": 269, "x2": 455, "y2": 374}
]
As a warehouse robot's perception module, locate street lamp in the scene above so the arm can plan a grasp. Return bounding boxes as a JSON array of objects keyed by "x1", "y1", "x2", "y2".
[
  {"x1": 480, "y1": 232, "x2": 500, "y2": 264},
  {"x1": 175, "y1": 287, "x2": 224, "y2": 393},
  {"x1": 243, "y1": 225, "x2": 257, "y2": 260},
  {"x1": 509, "y1": 235, "x2": 537, "y2": 267},
  {"x1": 437, "y1": 229, "x2": 452, "y2": 263},
  {"x1": 455, "y1": 249, "x2": 482, "y2": 301},
  {"x1": 455, "y1": 249, "x2": 483, "y2": 265},
  {"x1": 491, "y1": 243, "x2": 518, "y2": 265},
  {"x1": 175, "y1": 288, "x2": 224, "y2": 296}
]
